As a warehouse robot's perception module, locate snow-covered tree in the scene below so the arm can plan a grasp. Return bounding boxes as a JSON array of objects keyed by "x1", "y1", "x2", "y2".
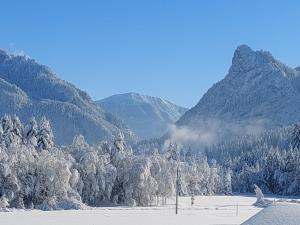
[
  {"x1": 12, "y1": 115, "x2": 24, "y2": 145},
  {"x1": 223, "y1": 169, "x2": 232, "y2": 195},
  {"x1": 1, "y1": 115, "x2": 14, "y2": 147},
  {"x1": 33, "y1": 150, "x2": 81, "y2": 210},
  {"x1": 149, "y1": 152, "x2": 174, "y2": 203},
  {"x1": 37, "y1": 117, "x2": 54, "y2": 151},
  {"x1": 0, "y1": 125, "x2": 3, "y2": 142},
  {"x1": 166, "y1": 142, "x2": 179, "y2": 162},
  {"x1": 208, "y1": 164, "x2": 222, "y2": 195},
  {"x1": 292, "y1": 123, "x2": 300, "y2": 150},
  {"x1": 125, "y1": 158, "x2": 158, "y2": 206},
  {"x1": 25, "y1": 117, "x2": 38, "y2": 146}
]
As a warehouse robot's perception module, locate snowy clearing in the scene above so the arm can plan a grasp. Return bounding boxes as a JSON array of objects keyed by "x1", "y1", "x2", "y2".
[{"x1": 0, "y1": 196, "x2": 262, "y2": 225}]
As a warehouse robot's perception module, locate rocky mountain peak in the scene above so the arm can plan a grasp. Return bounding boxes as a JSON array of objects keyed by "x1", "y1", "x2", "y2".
[
  {"x1": 230, "y1": 45, "x2": 274, "y2": 74},
  {"x1": 177, "y1": 45, "x2": 300, "y2": 143}
]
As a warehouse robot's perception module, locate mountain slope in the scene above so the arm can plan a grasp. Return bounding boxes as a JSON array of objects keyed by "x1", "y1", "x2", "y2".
[
  {"x1": 97, "y1": 93, "x2": 187, "y2": 139},
  {"x1": 0, "y1": 50, "x2": 133, "y2": 144},
  {"x1": 177, "y1": 45, "x2": 300, "y2": 137}
]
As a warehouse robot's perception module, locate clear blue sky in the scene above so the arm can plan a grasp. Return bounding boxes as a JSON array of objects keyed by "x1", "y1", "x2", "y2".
[{"x1": 0, "y1": 1, "x2": 300, "y2": 107}]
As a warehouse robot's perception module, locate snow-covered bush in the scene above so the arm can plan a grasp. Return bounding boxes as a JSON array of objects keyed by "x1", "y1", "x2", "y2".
[
  {"x1": 253, "y1": 184, "x2": 272, "y2": 207},
  {"x1": 253, "y1": 184, "x2": 266, "y2": 206},
  {"x1": 0, "y1": 196, "x2": 9, "y2": 212}
]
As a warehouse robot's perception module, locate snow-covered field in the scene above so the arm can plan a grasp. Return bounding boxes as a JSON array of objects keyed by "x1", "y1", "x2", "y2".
[{"x1": 0, "y1": 196, "x2": 263, "y2": 225}]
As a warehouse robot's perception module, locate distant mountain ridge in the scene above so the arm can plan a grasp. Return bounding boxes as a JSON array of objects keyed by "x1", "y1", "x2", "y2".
[
  {"x1": 177, "y1": 45, "x2": 300, "y2": 136},
  {"x1": 0, "y1": 50, "x2": 134, "y2": 144},
  {"x1": 97, "y1": 93, "x2": 187, "y2": 140}
]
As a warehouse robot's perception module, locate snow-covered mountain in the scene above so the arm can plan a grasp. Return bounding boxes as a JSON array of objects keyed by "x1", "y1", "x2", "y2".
[
  {"x1": 177, "y1": 45, "x2": 300, "y2": 136},
  {"x1": 97, "y1": 93, "x2": 187, "y2": 140},
  {"x1": 0, "y1": 50, "x2": 133, "y2": 144}
]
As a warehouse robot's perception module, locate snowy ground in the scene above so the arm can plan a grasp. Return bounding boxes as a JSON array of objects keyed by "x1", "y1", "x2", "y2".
[
  {"x1": 1, "y1": 195, "x2": 299, "y2": 225},
  {"x1": 0, "y1": 196, "x2": 265, "y2": 225}
]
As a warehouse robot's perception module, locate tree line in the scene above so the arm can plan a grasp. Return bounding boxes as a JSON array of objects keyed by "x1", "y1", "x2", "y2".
[{"x1": 0, "y1": 114, "x2": 299, "y2": 210}]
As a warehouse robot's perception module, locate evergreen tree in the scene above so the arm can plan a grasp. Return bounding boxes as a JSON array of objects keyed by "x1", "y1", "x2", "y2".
[
  {"x1": 166, "y1": 142, "x2": 179, "y2": 161},
  {"x1": 223, "y1": 169, "x2": 232, "y2": 195},
  {"x1": 291, "y1": 123, "x2": 300, "y2": 150},
  {"x1": 0, "y1": 124, "x2": 3, "y2": 141},
  {"x1": 1, "y1": 114, "x2": 14, "y2": 147},
  {"x1": 12, "y1": 115, "x2": 24, "y2": 145},
  {"x1": 37, "y1": 117, "x2": 54, "y2": 151},
  {"x1": 25, "y1": 117, "x2": 38, "y2": 145}
]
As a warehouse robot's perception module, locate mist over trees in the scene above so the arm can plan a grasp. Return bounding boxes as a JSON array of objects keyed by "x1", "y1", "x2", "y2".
[{"x1": 0, "y1": 114, "x2": 299, "y2": 210}]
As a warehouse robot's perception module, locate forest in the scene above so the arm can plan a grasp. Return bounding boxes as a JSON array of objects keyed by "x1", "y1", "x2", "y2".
[{"x1": 0, "y1": 114, "x2": 299, "y2": 210}]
